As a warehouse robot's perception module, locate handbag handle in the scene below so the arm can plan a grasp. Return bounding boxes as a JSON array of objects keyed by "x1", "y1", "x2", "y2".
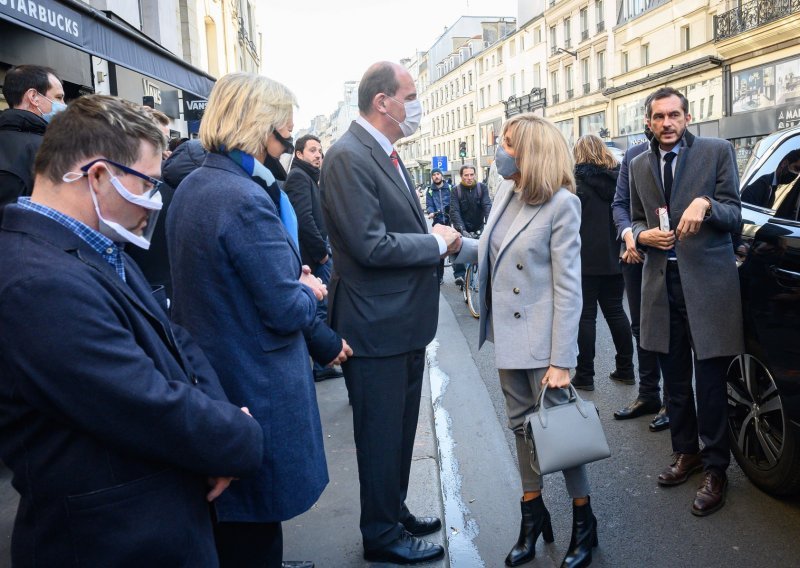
[{"x1": 534, "y1": 384, "x2": 590, "y2": 428}]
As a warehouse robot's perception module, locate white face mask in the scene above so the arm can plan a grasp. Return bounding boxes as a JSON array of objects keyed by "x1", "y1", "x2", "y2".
[
  {"x1": 386, "y1": 96, "x2": 422, "y2": 138},
  {"x1": 63, "y1": 165, "x2": 163, "y2": 249}
]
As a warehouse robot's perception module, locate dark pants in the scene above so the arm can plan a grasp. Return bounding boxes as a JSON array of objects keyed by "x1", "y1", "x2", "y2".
[
  {"x1": 621, "y1": 261, "x2": 664, "y2": 403},
  {"x1": 214, "y1": 521, "x2": 282, "y2": 568},
  {"x1": 312, "y1": 257, "x2": 333, "y2": 373},
  {"x1": 576, "y1": 274, "x2": 634, "y2": 381},
  {"x1": 660, "y1": 264, "x2": 730, "y2": 472},
  {"x1": 453, "y1": 263, "x2": 466, "y2": 279},
  {"x1": 342, "y1": 350, "x2": 425, "y2": 550}
]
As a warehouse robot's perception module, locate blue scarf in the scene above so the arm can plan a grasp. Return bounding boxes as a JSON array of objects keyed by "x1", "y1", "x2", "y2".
[{"x1": 225, "y1": 148, "x2": 299, "y2": 247}]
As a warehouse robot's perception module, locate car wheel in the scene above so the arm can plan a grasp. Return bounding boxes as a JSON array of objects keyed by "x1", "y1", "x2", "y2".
[{"x1": 727, "y1": 354, "x2": 800, "y2": 497}]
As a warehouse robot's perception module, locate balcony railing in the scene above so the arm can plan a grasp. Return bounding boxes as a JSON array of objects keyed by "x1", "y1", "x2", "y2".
[
  {"x1": 597, "y1": 21, "x2": 605, "y2": 32},
  {"x1": 714, "y1": 0, "x2": 800, "y2": 40},
  {"x1": 566, "y1": 89, "x2": 574, "y2": 99},
  {"x1": 552, "y1": 93, "x2": 560, "y2": 104},
  {"x1": 583, "y1": 83, "x2": 590, "y2": 95},
  {"x1": 581, "y1": 29, "x2": 589, "y2": 41},
  {"x1": 598, "y1": 77, "x2": 606, "y2": 89}
]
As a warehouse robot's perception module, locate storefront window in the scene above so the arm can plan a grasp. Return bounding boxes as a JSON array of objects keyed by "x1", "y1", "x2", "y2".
[
  {"x1": 579, "y1": 111, "x2": 606, "y2": 136},
  {"x1": 776, "y1": 58, "x2": 800, "y2": 106},
  {"x1": 732, "y1": 64, "x2": 777, "y2": 113},
  {"x1": 617, "y1": 98, "x2": 646, "y2": 136},
  {"x1": 555, "y1": 119, "x2": 575, "y2": 146}
]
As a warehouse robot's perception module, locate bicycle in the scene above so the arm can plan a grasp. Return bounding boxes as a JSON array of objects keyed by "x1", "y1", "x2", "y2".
[{"x1": 458, "y1": 229, "x2": 481, "y2": 319}]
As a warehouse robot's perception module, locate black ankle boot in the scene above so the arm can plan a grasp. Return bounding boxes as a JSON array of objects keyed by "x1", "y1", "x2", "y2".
[
  {"x1": 560, "y1": 497, "x2": 598, "y2": 568},
  {"x1": 505, "y1": 496, "x2": 554, "y2": 567}
]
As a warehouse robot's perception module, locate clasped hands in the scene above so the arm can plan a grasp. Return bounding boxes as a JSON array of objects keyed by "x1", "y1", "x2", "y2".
[
  {"x1": 638, "y1": 198, "x2": 711, "y2": 250},
  {"x1": 431, "y1": 224, "x2": 462, "y2": 256},
  {"x1": 299, "y1": 265, "x2": 327, "y2": 300}
]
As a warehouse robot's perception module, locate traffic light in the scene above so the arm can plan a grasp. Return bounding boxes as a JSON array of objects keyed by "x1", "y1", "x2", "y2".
[{"x1": 459, "y1": 141, "x2": 467, "y2": 158}]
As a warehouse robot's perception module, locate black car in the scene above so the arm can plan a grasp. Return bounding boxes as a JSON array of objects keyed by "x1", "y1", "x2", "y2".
[{"x1": 729, "y1": 125, "x2": 800, "y2": 497}]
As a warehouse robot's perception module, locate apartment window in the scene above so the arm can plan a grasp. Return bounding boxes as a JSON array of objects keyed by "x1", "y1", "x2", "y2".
[
  {"x1": 581, "y1": 58, "x2": 590, "y2": 94},
  {"x1": 550, "y1": 26, "x2": 557, "y2": 55},
  {"x1": 597, "y1": 51, "x2": 606, "y2": 88},
  {"x1": 498, "y1": 79, "x2": 504, "y2": 101},
  {"x1": 480, "y1": 88, "x2": 485, "y2": 108},
  {"x1": 521, "y1": 69, "x2": 526, "y2": 93},
  {"x1": 622, "y1": 51, "x2": 629, "y2": 73},
  {"x1": 641, "y1": 44, "x2": 649, "y2": 66},
  {"x1": 520, "y1": 34, "x2": 525, "y2": 51},
  {"x1": 497, "y1": 48, "x2": 503, "y2": 64},
  {"x1": 491, "y1": 54, "x2": 496, "y2": 67},
  {"x1": 566, "y1": 65, "x2": 574, "y2": 99},
  {"x1": 457, "y1": 108, "x2": 461, "y2": 128},
  {"x1": 564, "y1": 17, "x2": 572, "y2": 49},
  {"x1": 510, "y1": 74, "x2": 516, "y2": 96},
  {"x1": 551, "y1": 70, "x2": 559, "y2": 104},
  {"x1": 580, "y1": 7, "x2": 589, "y2": 41},
  {"x1": 510, "y1": 39, "x2": 516, "y2": 57},
  {"x1": 596, "y1": 0, "x2": 604, "y2": 32},
  {"x1": 533, "y1": 63, "x2": 541, "y2": 88},
  {"x1": 536, "y1": 26, "x2": 543, "y2": 44},
  {"x1": 487, "y1": 84, "x2": 492, "y2": 104},
  {"x1": 469, "y1": 103, "x2": 474, "y2": 124},
  {"x1": 681, "y1": 25, "x2": 691, "y2": 50}
]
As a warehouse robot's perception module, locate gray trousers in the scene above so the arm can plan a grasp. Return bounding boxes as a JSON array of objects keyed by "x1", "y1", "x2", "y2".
[{"x1": 498, "y1": 368, "x2": 591, "y2": 498}]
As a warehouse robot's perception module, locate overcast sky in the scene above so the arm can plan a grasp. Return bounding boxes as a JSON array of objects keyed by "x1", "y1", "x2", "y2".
[{"x1": 261, "y1": 0, "x2": 517, "y2": 131}]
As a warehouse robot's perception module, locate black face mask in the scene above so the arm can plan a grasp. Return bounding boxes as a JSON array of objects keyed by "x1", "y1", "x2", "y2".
[{"x1": 272, "y1": 129, "x2": 294, "y2": 155}]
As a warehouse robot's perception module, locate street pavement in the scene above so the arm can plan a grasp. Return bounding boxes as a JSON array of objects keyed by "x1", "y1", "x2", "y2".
[{"x1": 3, "y1": 270, "x2": 800, "y2": 566}]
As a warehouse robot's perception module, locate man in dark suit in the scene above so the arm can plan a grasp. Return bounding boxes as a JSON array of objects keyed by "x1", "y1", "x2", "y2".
[
  {"x1": 630, "y1": 87, "x2": 743, "y2": 517},
  {"x1": 320, "y1": 61, "x2": 461, "y2": 564},
  {"x1": 285, "y1": 134, "x2": 342, "y2": 381},
  {"x1": 0, "y1": 94, "x2": 263, "y2": 566},
  {"x1": 611, "y1": 126, "x2": 668, "y2": 431}
]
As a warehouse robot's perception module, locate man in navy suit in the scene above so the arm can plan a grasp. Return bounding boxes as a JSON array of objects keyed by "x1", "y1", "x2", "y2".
[
  {"x1": 0, "y1": 95, "x2": 263, "y2": 567},
  {"x1": 321, "y1": 61, "x2": 461, "y2": 564}
]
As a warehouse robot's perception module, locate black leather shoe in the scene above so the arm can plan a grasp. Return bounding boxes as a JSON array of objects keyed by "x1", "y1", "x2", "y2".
[
  {"x1": 613, "y1": 398, "x2": 661, "y2": 420},
  {"x1": 402, "y1": 515, "x2": 442, "y2": 537},
  {"x1": 571, "y1": 375, "x2": 594, "y2": 391},
  {"x1": 364, "y1": 531, "x2": 445, "y2": 564},
  {"x1": 313, "y1": 367, "x2": 343, "y2": 382},
  {"x1": 649, "y1": 406, "x2": 669, "y2": 432},
  {"x1": 609, "y1": 370, "x2": 635, "y2": 385},
  {"x1": 282, "y1": 562, "x2": 314, "y2": 568}
]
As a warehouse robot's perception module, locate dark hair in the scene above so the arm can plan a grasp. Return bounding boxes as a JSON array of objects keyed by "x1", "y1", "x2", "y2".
[
  {"x1": 3, "y1": 65, "x2": 59, "y2": 108},
  {"x1": 295, "y1": 134, "x2": 321, "y2": 156},
  {"x1": 358, "y1": 62, "x2": 399, "y2": 114},
  {"x1": 168, "y1": 137, "x2": 189, "y2": 152},
  {"x1": 645, "y1": 87, "x2": 689, "y2": 118},
  {"x1": 35, "y1": 95, "x2": 166, "y2": 183},
  {"x1": 459, "y1": 164, "x2": 476, "y2": 176}
]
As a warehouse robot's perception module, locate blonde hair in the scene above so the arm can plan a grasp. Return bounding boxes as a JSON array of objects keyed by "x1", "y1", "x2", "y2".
[
  {"x1": 501, "y1": 113, "x2": 575, "y2": 205},
  {"x1": 200, "y1": 73, "x2": 297, "y2": 157},
  {"x1": 573, "y1": 134, "x2": 619, "y2": 169}
]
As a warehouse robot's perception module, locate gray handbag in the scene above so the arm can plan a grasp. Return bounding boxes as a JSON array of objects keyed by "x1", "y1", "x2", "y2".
[{"x1": 523, "y1": 385, "x2": 611, "y2": 475}]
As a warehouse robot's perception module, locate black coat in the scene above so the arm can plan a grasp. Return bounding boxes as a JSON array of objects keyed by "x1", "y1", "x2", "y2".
[
  {"x1": 127, "y1": 140, "x2": 207, "y2": 301},
  {"x1": 0, "y1": 109, "x2": 47, "y2": 207},
  {"x1": 284, "y1": 159, "x2": 329, "y2": 267},
  {"x1": 575, "y1": 163, "x2": 621, "y2": 275},
  {"x1": 0, "y1": 204, "x2": 264, "y2": 566}
]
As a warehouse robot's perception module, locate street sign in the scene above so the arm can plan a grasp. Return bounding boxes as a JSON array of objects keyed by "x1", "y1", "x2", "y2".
[{"x1": 432, "y1": 156, "x2": 448, "y2": 171}]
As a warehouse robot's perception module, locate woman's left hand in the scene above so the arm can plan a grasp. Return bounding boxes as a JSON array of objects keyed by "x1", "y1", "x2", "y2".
[{"x1": 541, "y1": 366, "x2": 571, "y2": 389}]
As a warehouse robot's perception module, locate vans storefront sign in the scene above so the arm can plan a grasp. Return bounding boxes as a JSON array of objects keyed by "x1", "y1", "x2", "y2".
[{"x1": 0, "y1": 0, "x2": 82, "y2": 43}]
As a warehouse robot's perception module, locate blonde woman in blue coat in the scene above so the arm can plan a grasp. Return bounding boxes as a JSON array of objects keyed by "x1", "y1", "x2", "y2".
[{"x1": 454, "y1": 114, "x2": 597, "y2": 568}]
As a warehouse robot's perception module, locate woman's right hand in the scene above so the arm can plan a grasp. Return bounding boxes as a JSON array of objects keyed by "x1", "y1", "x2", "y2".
[{"x1": 541, "y1": 366, "x2": 571, "y2": 389}]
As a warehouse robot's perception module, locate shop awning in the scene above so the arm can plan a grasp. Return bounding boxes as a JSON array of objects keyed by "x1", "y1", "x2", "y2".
[{"x1": 0, "y1": 0, "x2": 215, "y2": 98}]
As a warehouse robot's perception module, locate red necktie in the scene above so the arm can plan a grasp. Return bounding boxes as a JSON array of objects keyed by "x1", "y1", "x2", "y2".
[{"x1": 390, "y1": 149, "x2": 400, "y2": 169}]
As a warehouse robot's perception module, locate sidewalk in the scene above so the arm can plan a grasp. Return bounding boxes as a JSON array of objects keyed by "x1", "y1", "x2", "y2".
[{"x1": 282, "y1": 369, "x2": 448, "y2": 567}]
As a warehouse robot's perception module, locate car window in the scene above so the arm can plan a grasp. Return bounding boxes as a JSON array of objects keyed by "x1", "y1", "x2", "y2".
[{"x1": 740, "y1": 134, "x2": 800, "y2": 220}]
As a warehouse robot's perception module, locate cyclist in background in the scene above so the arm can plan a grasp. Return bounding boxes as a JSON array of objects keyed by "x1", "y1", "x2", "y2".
[
  {"x1": 426, "y1": 168, "x2": 452, "y2": 284},
  {"x1": 450, "y1": 164, "x2": 492, "y2": 286}
]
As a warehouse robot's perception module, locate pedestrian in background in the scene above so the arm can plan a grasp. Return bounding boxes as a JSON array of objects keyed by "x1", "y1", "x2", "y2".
[
  {"x1": 426, "y1": 167, "x2": 452, "y2": 284},
  {"x1": 449, "y1": 163, "x2": 492, "y2": 285},
  {"x1": 167, "y1": 72, "x2": 351, "y2": 568},
  {"x1": 571, "y1": 134, "x2": 634, "y2": 392},
  {"x1": 453, "y1": 113, "x2": 598, "y2": 568}
]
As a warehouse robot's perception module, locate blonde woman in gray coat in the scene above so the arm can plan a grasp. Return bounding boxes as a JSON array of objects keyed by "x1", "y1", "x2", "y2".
[{"x1": 454, "y1": 114, "x2": 595, "y2": 568}]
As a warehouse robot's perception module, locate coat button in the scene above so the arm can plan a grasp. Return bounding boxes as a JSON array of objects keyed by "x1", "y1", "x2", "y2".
[
  {"x1": 516, "y1": 263, "x2": 523, "y2": 270},
  {"x1": 514, "y1": 312, "x2": 521, "y2": 318},
  {"x1": 513, "y1": 287, "x2": 520, "y2": 294}
]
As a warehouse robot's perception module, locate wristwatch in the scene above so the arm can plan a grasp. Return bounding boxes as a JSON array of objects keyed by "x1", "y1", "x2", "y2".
[{"x1": 702, "y1": 196, "x2": 712, "y2": 218}]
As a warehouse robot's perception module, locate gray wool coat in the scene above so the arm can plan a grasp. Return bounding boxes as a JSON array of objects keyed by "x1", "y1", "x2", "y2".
[
  {"x1": 454, "y1": 179, "x2": 582, "y2": 370},
  {"x1": 629, "y1": 130, "x2": 744, "y2": 359}
]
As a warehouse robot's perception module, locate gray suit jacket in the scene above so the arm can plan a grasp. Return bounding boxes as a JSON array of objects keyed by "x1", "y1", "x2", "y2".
[
  {"x1": 629, "y1": 131, "x2": 744, "y2": 359},
  {"x1": 320, "y1": 121, "x2": 441, "y2": 357},
  {"x1": 455, "y1": 180, "x2": 582, "y2": 369}
]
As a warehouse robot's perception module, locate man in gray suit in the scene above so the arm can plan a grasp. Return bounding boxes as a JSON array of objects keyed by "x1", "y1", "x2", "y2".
[
  {"x1": 320, "y1": 61, "x2": 460, "y2": 564},
  {"x1": 629, "y1": 87, "x2": 743, "y2": 516}
]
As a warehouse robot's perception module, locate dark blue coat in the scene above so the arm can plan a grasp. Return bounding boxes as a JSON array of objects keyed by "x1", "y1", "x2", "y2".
[
  {"x1": 167, "y1": 152, "x2": 331, "y2": 522},
  {"x1": 0, "y1": 205, "x2": 264, "y2": 567}
]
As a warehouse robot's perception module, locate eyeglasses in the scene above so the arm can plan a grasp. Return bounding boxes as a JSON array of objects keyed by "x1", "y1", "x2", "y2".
[{"x1": 80, "y1": 158, "x2": 163, "y2": 197}]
